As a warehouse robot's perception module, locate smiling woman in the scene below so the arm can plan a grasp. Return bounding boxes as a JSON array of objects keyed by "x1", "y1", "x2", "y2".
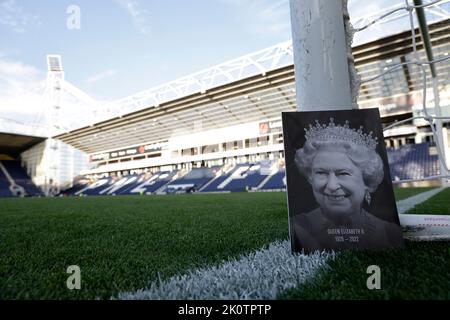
[{"x1": 283, "y1": 111, "x2": 404, "y2": 253}]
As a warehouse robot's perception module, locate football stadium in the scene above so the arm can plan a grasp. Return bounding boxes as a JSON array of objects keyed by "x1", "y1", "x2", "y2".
[{"x1": 1, "y1": 0, "x2": 450, "y2": 302}]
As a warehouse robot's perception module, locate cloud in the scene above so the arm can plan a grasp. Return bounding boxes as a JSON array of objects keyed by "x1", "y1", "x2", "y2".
[
  {"x1": 86, "y1": 69, "x2": 117, "y2": 84},
  {"x1": 0, "y1": 57, "x2": 46, "y2": 124},
  {"x1": 0, "y1": 60, "x2": 40, "y2": 78},
  {"x1": 218, "y1": 0, "x2": 291, "y2": 38},
  {"x1": 0, "y1": 57, "x2": 107, "y2": 134},
  {"x1": 115, "y1": 0, "x2": 151, "y2": 35},
  {"x1": 219, "y1": 0, "x2": 412, "y2": 43},
  {"x1": 0, "y1": 0, "x2": 41, "y2": 33},
  {"x1": 347, "y1": 0, "x2": 418, "y2": 45}
]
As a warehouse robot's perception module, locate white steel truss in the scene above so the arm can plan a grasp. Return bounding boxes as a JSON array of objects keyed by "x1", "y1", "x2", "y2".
[{"x1": 107, "y1": 41, "x2": 294, "y2": 119}]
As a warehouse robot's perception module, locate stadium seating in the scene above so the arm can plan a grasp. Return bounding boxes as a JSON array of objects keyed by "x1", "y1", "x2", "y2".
[
  {"x1": 75, "y1": 174, "x2": 157, "y2": 196},
  {"x1": 201, "y1": 164, "x2": 246, "y2": 192},
  {"x1": 164, "y1": 167, "x2": 217, "y2": 194},
  {"x1": 127, "y1": 171, "x2": 178, "y2": 195},
  {"x1": 201, "y1": 163, "x2": 271, "y2": 192},
  {"x1": 0, "y1": 168, "x2": 12, "y2": 197},
  {"x1": 97, "y1": 174, "x2": 141, "y2": 195},
  {"x1": 259, "y1": 170, "x2": 286, "y2": 190},
  {"x1": 386, "y1": 143, "x2": 439, "y2": 181},
  {"x1": 60, "y1": 179, "x2": 91, "y2": 196},
  {"x1": 75, "y1": 177, "x2": 114, "y2": 196},
  {"x1": 0, "y1": 161, "x2": 42, "y2": 197},
  {"x1": 55, "y1": 143, "x2": 442, "y2": 198}
]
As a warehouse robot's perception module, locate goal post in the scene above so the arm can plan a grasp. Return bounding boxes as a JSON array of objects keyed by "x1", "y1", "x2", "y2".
[{"x1": 289, "y1": 0, "x2": 355, "y2": 111}]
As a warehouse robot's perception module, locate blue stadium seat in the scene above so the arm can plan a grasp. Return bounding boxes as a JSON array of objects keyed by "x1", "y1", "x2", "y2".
[
  {"x1": 386, "y1": 143, "x2": 439, "y2": 181},
  {"x1": 0, "y1": 161, "x2": 42, "y2": 196},
  {"x1": 165, "y1": 167, "x2": 216, "y2": 193},
  {"x1": 201, "y1": 164, "x2": 269, "y2": 192},
  {"x1": 97, "y1": 174, "x2": 141, "y2": 195},
  {"x1": 58, "y1": 143, "x2": 440, "y2": 197},
  {"x1": 0, "y1": 168, "x2": 12, "y2": 197},
  {"x1": 75, "y1": 177, "x2": 113, "y2": 196},
  {"x1": 113, "y1": 174, "x2": 148, "y2": 195},
  {"x1": 61, "y1": 179, "x2": 91, "y2": 195},
  {"x1": 128, "y1": 171, "x2": 178, "y2": 194},
  {"x1": 259, "y1": 170, "x2": 286, "y2": 190}
]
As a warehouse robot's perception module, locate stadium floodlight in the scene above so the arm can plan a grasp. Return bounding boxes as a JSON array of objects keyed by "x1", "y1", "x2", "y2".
[{"x1": 46, "y1": 55, "x2": 63, "y2": 73}]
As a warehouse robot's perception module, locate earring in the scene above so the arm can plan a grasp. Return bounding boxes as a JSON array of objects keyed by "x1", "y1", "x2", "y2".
[{"x1": 365, "y1": 191, "x2": 371, "y2": 206}]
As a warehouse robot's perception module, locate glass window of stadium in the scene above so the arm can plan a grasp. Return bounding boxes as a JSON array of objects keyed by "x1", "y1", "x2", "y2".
[
  {"x1": 201, "y1": 144, "x2": 219, "y2": 154},
  {"x1": 222, "y1": 140, "x2": 243, "y2": 151},
  {"x1": 182, "y1": 147, "x2": 198, "y2": 156},
  {"x1": 246, "y1": 138, "x2": 257, "y2": 148},
  {"x1": 425, "y1": 135, "x2": 435, "y2": 145},
  {"x1": 257, "y1": 136, "x2": 269, "y2": 146},
  {"x1": 273, "y1": 134, "x2": 283, "y2": 144}
]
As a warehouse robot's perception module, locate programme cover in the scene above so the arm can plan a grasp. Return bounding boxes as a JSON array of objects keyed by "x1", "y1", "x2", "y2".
[{"x1": 282, "y1": 109, "x2": 404, "y2": 253}]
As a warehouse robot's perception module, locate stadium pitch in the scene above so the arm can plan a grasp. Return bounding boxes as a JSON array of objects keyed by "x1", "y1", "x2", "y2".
[{"x1": 0, "y1": 188, "x2": 448, "y2": 300}]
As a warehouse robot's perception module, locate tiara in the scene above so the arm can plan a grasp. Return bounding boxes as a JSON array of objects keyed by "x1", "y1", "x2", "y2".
[{"x1": 304, "y1": 118, "x2": 378, "y2": 150}]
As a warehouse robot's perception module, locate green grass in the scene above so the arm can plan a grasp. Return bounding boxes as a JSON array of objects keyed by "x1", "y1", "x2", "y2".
[
  {"x1": 0, "y1": 193, "x2": 288, "y2": 299},
  {"x1": 278, "y1": 241, "x2": 450, "y2": 299},
  {"x1": 393, "y1": 187, "x2": 434, "y2": 201},
  {"x1": 0, "y1": 187, "x2": 445, "y2": 299},
  {"x1": 407, "y1": 188, "x2": 450, "y2": 215}
]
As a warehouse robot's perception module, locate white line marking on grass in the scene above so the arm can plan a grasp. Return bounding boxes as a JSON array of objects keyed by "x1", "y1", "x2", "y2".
[
  {"x1": 396, "y1": 187, "x2": 445, "y2": 214},
  {"x1": 397, "y1": 187, "x2": 450, "y2": 241},
  {"x1": 115, "y1": 240, "x2": 335, "y2": 300},
  {"x1": 115, "y1": 188, "x2": 446, "y2": 300}
]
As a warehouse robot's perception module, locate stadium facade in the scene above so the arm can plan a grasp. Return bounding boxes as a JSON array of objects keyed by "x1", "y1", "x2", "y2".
[{"x1": 2, "y1": 19, "x2": 450, "y2": 196}]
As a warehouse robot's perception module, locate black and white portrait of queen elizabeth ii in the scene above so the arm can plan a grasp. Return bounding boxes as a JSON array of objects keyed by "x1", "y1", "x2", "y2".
[{"x1": 282, "y1": 109, "x2": 404, "y2": 253}]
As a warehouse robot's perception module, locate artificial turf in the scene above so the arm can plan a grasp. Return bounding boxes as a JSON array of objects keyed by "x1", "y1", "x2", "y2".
[
  {"x1": 407, "y1": 187, "x2": 450, "y2": 215},
  {"x1": 278, "y1": 241, "x2": 450, "y2": 300},
  {"x1": 393, "y1": 187, "x2": 434, "y2": 202},
  {"x1": 0, "y1": 192, "x2": 288, "y2": 299},
  {"x1": 0, "y1": 187, "x2": 445, "y2": 299}
]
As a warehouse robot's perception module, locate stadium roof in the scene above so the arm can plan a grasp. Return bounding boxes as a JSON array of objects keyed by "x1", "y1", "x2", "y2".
[
  {"x1": 55, "y1": 19, "x2": 450, "y2": 154},
  {"x1": 0, "y1": 132, "x2": 46, "y2": 157}
]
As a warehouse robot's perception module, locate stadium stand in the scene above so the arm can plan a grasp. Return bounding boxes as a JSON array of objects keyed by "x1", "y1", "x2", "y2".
[
  {"x1": 259, "y1": 170, "x2": 286, "y2": 191},
  {"x1": 75, "y1": 177, "x2": 114, "y2": 196},
  {"x1": 165, "y1": 167, "x2": 218, "y2": 194},
  {"x1": 387, "y1": 143, "x2": 440, "y2": 181},
  {"x1": 0, "y1": 168, "x2": 12, "y2": 197},
  {"x1": 127, "y1": 171, "x2": 178, "y2": 195},
  {"x1": 201, "y1": 163, "x2": 270, "y2": 192},
  {"x1": 97, "y1": 174, "x2": 141, "y2": 195},
  {"x1": 201, "y1": 164, "x2": 247, "y2": 193},
  {"x1": 55, "y1": 142, "x2": 444, "y2": 197},
  {"x1": 222, "y1": 164, "x2": 270, "y2": 192},
  {"x1": 1, "y1": 161, "x2": 42, "y2": 196},
  {"x1": 0, "y1": 160, "x2": 42, "y2": 197},
  {"x1": 60, "y1": 178, "x2": 91, "y2": 196}
]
